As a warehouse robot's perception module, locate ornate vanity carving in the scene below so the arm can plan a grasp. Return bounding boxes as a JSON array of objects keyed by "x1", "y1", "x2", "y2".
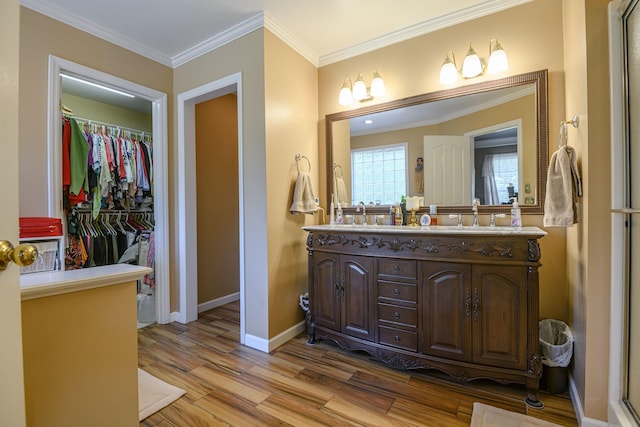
[{"x1": 304, "y1": 225, "x2": 546, "y2": 407}]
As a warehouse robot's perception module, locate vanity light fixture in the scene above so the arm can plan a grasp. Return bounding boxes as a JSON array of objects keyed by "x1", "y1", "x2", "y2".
[
  {"x1": 439, "y1": 39, "x2": 509, "y2": 84},
  {"x1": 338, "y1": 70, "x2": 386, "y2": 106}
]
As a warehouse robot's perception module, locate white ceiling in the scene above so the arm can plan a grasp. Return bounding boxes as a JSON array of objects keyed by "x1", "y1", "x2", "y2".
[{"x1": 21, "y1": 0, "x2": 531, "y2": 68}]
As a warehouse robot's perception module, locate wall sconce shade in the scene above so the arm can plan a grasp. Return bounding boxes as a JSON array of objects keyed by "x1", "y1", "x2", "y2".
[
  {"x1": 487, "y1": 38, "x2": 508, "y2": 74},
  {"x1": 439, "y1": 52, "x2": 459, "y2": 85},
  {"x1": 338, "y1": 70, "x2": 385, "y2": 106},
  {"x1": 352, "y1": 73, "x2": 368, "y2": 101},
  {"x1": 370, "y1": 69, "x2": 386, "y2": 97},
  {"x1": 461, "y1": 43, "x2": 483, "y2": 78},
  {"x1": 338, "y1": 80, "x2": 353, "y2": 106}
]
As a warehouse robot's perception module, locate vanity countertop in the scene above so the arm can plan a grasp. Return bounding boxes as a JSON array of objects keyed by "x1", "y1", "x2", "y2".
[
  {"x1": 20, "y1": 264, "x2": 152, "y2": 301},
  {"x1": 303, "y1": 224, "x2": 547, "y2": 237}
]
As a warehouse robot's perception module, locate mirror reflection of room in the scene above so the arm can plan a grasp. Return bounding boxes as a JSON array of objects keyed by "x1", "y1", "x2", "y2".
[{"x1": 328, "y1": 73, "x2": 542, "y2": 211}]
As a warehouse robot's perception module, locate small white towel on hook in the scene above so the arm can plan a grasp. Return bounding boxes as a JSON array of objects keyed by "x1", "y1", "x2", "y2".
[
  {"x1": 290, "y1": 172, "x2": 318, "y2": 214},
  {"x1": 335, "y1": 177, "x2": 348, "y2": 205},
  {"x1": 543, "y1": 123, "x2": 582, "y2": 226}
]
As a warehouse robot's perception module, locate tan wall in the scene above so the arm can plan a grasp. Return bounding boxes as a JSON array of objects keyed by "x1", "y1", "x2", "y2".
[
  {"x1": 563, "y1": 0, "x2": 612, "y2": 421},
  {"x1": 18, "y1": 7, "x2": 173, "y2": 217},
  {"x1": 174, "y1": 29, "x2": 269, "y2": 338},
  {"x1": 318, "y1": 0, "x2": 568, "y2": 322},
  {"x1": 22, "y1": 282, "x2": 139, "y2": 427},
  {"x1": 264, "y1": 30, "x2": 318, "y2": 336},
  {"x1": 195, "y1": 94, "x2": 240, "y2": 303},
  {"x1": 61, "y1": 93, "x2": 152, "y2": 132}
]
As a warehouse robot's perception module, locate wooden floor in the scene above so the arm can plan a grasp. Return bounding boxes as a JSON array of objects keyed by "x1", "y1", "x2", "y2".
[{"x1": 138, "y1": 301, "x2": 578, "y2": 426}]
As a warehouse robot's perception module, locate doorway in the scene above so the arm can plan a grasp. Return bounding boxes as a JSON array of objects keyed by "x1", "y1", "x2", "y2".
[
  {"x1": 47, "y1": 55, "x2": 171, "y2": 323},
  {"x1": 177, "y1": 73, "x2": 246, "y2": 344},
  {"x1": 610, "y1": 0, "x2": 640, "y2": 424}
]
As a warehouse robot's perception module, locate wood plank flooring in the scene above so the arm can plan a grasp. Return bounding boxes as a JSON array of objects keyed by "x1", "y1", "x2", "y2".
[{"x1": 138, "y1": 301, "x2": 578, "y2": 426}]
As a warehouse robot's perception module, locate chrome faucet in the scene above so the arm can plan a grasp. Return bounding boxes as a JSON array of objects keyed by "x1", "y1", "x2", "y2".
[
  {"x1": 448, "y1": 213, "x2": 463, "y2": 227},
  {"x1": 489, "y1": 213, "x2": 506, "y2": 227},
  {"x1": 357, "y1": 202, "x2": 367, "y2": 225},
  {"x1": 472, "y1": 198, "x2": 480, "y2": 227}
]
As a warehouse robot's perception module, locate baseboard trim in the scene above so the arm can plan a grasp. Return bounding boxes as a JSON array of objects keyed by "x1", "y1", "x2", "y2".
[
  {"x1": 569, "y1": 373, "x2": 609, "y2": 427},
  {"x1": 197, "y1": 292, "x2": 240, "y2": 313},
  {"x1": 243, "y1": 320, "x2": 307, "y2": 354}
]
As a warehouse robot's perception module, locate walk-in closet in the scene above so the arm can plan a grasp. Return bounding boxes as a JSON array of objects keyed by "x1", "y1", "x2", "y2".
[{"x1": 61, "y1": 73, "x2": 157, "y2": 326}]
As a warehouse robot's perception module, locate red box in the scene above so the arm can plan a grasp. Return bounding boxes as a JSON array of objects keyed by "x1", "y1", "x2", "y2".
[{"x1": 19, "y1": 217, "x2": 63, "y2": 238}]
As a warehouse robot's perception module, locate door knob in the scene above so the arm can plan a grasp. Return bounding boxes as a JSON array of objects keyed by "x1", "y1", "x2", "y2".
[{"x1": 0, "y1": 240, "x2": 38, "y2": 271}]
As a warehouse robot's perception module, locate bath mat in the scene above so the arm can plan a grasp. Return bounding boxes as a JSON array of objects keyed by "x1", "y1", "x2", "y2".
[
  {"x1": 470, "y1": 402, "x2": 562, "y2": 427},
  {"x1": 138, "y1": 368, "x2": 185, "y2": 421}
]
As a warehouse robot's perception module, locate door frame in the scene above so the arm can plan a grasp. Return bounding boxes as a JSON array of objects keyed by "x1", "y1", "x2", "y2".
[
  {"x1": 47, "y1": 55, "x2": 171, "y2": 323},
  {"x1": 608, "y1": 1, "x2": 639, "y2": 425},
  {"x1": 176, "y1": 73, "x2": 245, "y2": 344}
]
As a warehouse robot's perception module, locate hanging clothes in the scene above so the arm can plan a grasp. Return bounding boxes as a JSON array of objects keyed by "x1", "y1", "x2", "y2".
[{"x1": 62, "y1": 117, "x2": 153, "y2": 211}]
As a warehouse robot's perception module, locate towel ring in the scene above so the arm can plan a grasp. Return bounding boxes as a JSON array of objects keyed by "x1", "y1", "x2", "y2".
[
  {"x1": 333, "y1": 163, "x2": 344, "y2": 179},
  {"x1": 295, "y1": 153, "x2": 311, "y2": 173}
]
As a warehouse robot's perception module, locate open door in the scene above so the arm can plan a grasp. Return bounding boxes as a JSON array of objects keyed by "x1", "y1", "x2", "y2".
[{"x1": 423, "y1": 135, "x2": 473, "y2": 205}]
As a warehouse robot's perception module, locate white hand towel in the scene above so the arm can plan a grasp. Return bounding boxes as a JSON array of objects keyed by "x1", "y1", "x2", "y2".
[
  {"x1": 335, "y1": 177, "x2": 348, "y2": 205},
  {"x1": 543, "y1": 145, "x2": 582, "y2": 227},
  {"x1": 290, "y1": 172, "x2": 318, "y2": 214}
]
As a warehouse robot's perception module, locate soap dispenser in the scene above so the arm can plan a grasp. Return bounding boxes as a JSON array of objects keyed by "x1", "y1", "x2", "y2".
[
  {"x1": 510, "y1": 201, "x2": 522, "y2": 228},
  {"x1": 336, "y1": 202, "x2": 344, "y2": 224}
]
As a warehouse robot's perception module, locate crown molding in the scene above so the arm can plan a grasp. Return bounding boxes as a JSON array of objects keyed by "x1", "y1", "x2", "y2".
[
  {"x1": 20, "y1": 0, "x2": 531, "y2": 70},
  {"x1": 263, "y1": 12, "x2": 319, "y2": 67},
  {"x1": 318, "y1": 0, "x2": 533, "y2": 67},
  {"x1": 20, "y1": 0, "x2": 173, "y2": 67},
  {"x1": 171, "y1": 13, "x2": 265, "y2": 68}
]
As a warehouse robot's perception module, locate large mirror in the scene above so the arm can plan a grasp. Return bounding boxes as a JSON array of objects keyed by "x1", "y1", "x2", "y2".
[{"x1": 326, "y1": 69, "x2": 548, "y2": 214}]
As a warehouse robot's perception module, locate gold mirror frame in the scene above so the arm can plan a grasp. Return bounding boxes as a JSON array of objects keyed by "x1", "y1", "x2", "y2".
[{"x1": 325, "y1": 69, "x2": 548, "y2": 215}]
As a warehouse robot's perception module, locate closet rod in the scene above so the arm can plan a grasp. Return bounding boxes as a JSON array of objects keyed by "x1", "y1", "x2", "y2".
[
  {"x1": 66, "y1": 115, "x2": 151, "y2": 137},
  {"x1": 72, "y1": 207, "x2": 153, "y2": 214}
]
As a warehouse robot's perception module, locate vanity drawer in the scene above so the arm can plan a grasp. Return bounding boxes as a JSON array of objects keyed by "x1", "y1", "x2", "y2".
[
  {"x1": 379, "y1": 326, "x2": 418, "y2": 352},
  {"x1": 378, "y1": 303, "x2": 417, "y2": 327},
  {"x1": 378, "y1": 259, "x2": 417, "y2": 280},
  {"x1": 378, "y1": 281, "x2": 417, "y2": 303}
]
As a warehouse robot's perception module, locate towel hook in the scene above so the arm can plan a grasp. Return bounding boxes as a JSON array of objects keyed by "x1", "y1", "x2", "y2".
[
  {"x1": 559, "y1": 115, "x2": 579, "y2": 148},
  {"x1": 561, "y1": 115, "x2": 579, "y2": 128},
  {"x1": 295, "y1": 153, "x2": 311, "y2": 173}
]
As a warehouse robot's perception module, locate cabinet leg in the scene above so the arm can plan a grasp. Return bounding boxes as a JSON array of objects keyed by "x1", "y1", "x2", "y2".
[
  {"x1": 306, "y1": 310, "x2": 318, "y2": 344},
  {"x1": 524, "y1": 388, "x2": 544, "y2": 409}
]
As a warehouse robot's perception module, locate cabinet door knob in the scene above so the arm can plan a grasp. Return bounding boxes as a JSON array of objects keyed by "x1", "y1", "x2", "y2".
[
  {"x1": 393, "y1": 265, "x2": 400, "y2": 272},
  {"x1": 393, "y1": 288, "x2": 401, "y2": 296},
  {"x1": 394, "y1": 335, "x2": 401, "y2": 342},
  {"x1": 393, "y1": 312, "x2": 400, "y2": 320}
]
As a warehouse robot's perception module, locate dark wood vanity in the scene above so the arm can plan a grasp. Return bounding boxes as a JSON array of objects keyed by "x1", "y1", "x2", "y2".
[{"x1": 304, "y1": 224, "x2": 547, "y2": 406}]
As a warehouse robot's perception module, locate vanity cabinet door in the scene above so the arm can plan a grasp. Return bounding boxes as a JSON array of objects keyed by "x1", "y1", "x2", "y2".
[
  {"x1": 311, "y1": 252, "x2": 375, "y2": 341},
  {"x1": 342, "y1": 256, "x2": 376, "y2": 341},
  {"x1": 311, "y1": 252, "x2": 341, "y2": 332},
  {"x1": 421, "y1": 262, "x2": 473, "y2": 362},
  {"x1": 471, "y1": 265, "x2": 528, "y2": 370}
]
